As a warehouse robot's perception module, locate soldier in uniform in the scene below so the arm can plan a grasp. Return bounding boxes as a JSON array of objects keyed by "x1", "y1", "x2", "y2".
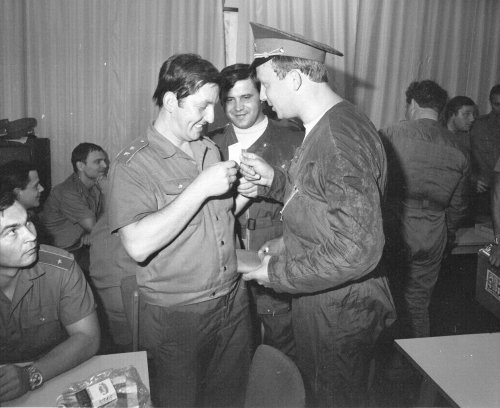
[
  {"x1": 40, "y1": 143, "x2": 107, "y2": 273},
  {"x1": 239, "y1": 23, "x2": 396, "y2": 407},
  {"x1": 209, "y1": 63, "x2": 304, "y2": 359},
  {"x1": 0, "y1": 191, "x2": 99, "y2": 403},
  {"x1": 107, "y1": 53, "x2": 252, "y2": 408}
]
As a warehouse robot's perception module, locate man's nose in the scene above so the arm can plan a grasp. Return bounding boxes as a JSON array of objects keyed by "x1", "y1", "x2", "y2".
[
  {"x1": 38, "y1": 184, "x2": 44, "y2": 193},
  {"x1": 260, "y1": 87, "x2": 267, "y2": 102},
  {"x1": 205, "y1": 105, "x2": 215, "y2": 123}
]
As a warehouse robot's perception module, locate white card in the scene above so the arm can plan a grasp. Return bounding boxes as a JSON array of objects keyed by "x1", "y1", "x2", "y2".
[{"x1": 228, "y1": 142, "x2": 243, "y2": 164}]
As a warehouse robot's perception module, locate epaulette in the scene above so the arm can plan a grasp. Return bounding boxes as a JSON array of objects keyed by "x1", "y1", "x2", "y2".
[
  {"x1": 115, "y1": 138, "x2": 149, "y2": 164},
  {"x1": 38, "y1": 245, "x2": 75, "y2": 270},
  {"x1": 202, "y1": 135, "x2": 217, "y2": 145}
]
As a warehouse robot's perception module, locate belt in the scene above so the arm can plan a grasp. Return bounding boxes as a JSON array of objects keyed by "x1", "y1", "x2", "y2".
[
  {"x1": 403, "y1": 198, "x2": 444, "y2": 211},
  {"x1": 240, "y1": 216, "x2": 278, "y2": 230}
]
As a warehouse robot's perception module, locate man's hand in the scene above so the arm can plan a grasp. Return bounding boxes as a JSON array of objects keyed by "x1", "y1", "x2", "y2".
[
  {"x1": 258, "y1": 236, "x2": 285, "y2": 259},
  {"x1": 81, "y1": 233, "x2": 91, "y2": 246},
  {"x1": 236, "y1": 176, "x2": 259, "y2": 198},
  {"x1": 489, "y1": 245, "x2": 500, "y2": 267},
  {"x1": 0, "y1": 364, "x2": 29, "y2": 403},
  {"x1": 239, "y1": 152, "x2": 274, "y2": 187},
  {"x1": 196, "y1": 161, "x2": 238, "y2": 198},
  {"x1": 240, "y1": 255, "x2": 272, "y2": 287},
  {"x1": 477, "y1": 179, "x2": 489, "y2": 193}
]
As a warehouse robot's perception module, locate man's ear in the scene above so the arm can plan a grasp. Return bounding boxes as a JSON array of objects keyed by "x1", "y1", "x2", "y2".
[
  {"x1": 163, "y1": 92, "x2": 177, "y2": 112},
  {"x1": 13, "y1": 187, "x2": 22, "y2": 197},
  {"x1": 289, "y1": 70, "x2": 302, "y2": 91},
  {"x1": 76, "y1": 160, "x2": 85, "y2": 172}
]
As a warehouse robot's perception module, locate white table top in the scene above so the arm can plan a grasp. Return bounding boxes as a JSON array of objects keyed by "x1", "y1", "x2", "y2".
[
  {"x1": 3, "y1": 351, "x2": 149, "y2": 407},
  {"x1": 395, "y1": 333, "x2": 500, "y2": 408}
]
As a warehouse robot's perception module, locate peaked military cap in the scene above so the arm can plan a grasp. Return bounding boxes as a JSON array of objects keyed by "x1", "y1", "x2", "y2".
[{"x1": 250, "y1": 22, "x2": 343, "y2": 68}]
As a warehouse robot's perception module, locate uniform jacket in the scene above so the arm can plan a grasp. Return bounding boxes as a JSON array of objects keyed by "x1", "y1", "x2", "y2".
[
  {"x1": 209, "y1": 118, "x2": 304, "y2": 250},
  {"x1": 262, "y1": 101, "x2": 394, "y2": 314}
]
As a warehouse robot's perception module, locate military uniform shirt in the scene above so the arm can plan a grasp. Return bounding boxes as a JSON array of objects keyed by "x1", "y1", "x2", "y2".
[{"x1": 0, "y1": 245, "x2": 96, "y2": 364}]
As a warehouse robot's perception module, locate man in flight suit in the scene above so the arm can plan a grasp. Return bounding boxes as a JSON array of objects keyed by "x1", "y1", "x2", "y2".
[
  {"x1": 380, "y1": 80, "x2": 470, "y2": 339},
  {"x1": 209, "y1": 63, "x2": 303, "y2": 359},
  {"x1": 239, "y1": 23, "x2": 396, "y2": 407}
]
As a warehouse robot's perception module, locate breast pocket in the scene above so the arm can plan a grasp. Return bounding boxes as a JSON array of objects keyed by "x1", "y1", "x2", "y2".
[
  {"x1": 21, "y1": 304, "x2": 63, "y2": 351},
  {"x1": 160, "y1": 177, "x2": 202, "y2": 226}
]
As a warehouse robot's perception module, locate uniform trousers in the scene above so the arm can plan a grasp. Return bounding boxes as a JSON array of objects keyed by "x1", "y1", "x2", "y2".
[
  {"x1": 292, "y1": 280, "x2": 391, "y2": 408},
  {"x1": 140, "y1": 279, "x2": 252, "y2": 408}
]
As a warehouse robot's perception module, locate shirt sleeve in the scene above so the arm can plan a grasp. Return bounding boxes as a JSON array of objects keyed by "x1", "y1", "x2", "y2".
[
  {"x1": 107, "y1": 161, "x2": 158, "y2": 233},
  {"x1": 59, "y1": 261, "x2": 96, "y2": 326},
  {"x1": 445, "y1": 155, "x2": 472, "y2": 239}
]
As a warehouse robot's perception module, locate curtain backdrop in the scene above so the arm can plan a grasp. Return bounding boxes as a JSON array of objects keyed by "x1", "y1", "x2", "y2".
[
  {"x1": 1, "y1": 0, "x2": 499, "y2": 184},
  {"x1": 1, "y1": 0, "x2": 224, "y2": 184},
  {"x1": 232, "y1": 0, "x2": 500, "y2": 130}
]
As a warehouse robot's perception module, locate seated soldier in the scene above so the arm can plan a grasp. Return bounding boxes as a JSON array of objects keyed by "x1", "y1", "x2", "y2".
[
  {"x1": 0, "y1": 191, "x2": 100, "y2": 403},
  {"x1": 40, "y1": 143, "x2": 107, "y2": 273},
  {"x1": 0, "y1": 160, "x2": 45, "y2": 210},
  {"x1": 0, "y1": 160, "x2": 49, "y2": 243}
]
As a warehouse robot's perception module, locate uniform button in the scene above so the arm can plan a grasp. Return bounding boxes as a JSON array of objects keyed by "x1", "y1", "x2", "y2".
[
  {"x1": 39, "y1": 317, "x2": 45, "y2": 322},
  {"x1": 221, "y1": 240, "x2": 224, "y2": 245},
  {"x1": 224, "y1": 266, "x2": 227, "y2": 271},
  {"x1": 215, "y1": 215, "x2": 219, "y2": 221},
  {"x1": 211, "y1": 291, "x2": 216, "y2": 297},
  {"x1": 178, "y1": 184, "x2": 183, "y2": 188},
  {"x1": 263, "y1": 143, "x2": 267, "y2": 147}
]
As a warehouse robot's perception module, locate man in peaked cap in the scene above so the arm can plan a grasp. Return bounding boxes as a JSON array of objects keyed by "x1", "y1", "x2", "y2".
[
  {"x1": 239, "y1": 22, "x2": 396, "y2": 407},
  {"x1": 0, "y1": 191, "x2": 99, "y2": 403}
]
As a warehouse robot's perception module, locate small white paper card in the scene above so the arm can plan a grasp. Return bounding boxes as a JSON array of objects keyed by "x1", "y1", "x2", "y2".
[{"x1": 228, "y1": 142, "x2": 243, "y2": 164}]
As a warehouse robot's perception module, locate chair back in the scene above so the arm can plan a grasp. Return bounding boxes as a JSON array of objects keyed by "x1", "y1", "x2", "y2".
[
  {"x1": 120, "y1": 275, "x2": 139, "y2": 351},
  {"x1": 244, "y1": 344, "x2": 305, "y2": 408}
]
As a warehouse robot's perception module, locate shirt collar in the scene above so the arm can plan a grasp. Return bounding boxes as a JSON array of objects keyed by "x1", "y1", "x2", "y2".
[{"x1": 147, "y1": 122, "x2": 209, "y2": 160}]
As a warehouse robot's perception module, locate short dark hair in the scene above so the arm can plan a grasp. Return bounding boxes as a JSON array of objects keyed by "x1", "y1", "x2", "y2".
[
  {"x1": 71, "y1": 143, "x2": 104, "y2": 173},
  {"x1": 0, "y1": 190, "x2": 16, "y2": 213},
  {"x1": 152, "y1": 53, "x2": 222, "y2": 108},
  {"x1": 270, "y1": 56, "x2": 328, "y2": 83},
  {"x1": 490, "y1": 84, "x2": 500, "y2": 100},
  {"x1": 219, "y1": 63, "x2": 260, "y2": 105},
  {"x1": 444, "y1": 96, "x2": 476, "y2": 122},
  {"x1": 405, "y1": 80, "x2": 448, "y2": 114},
  {"x1": 0, "y1": 160, "x2": 37, "y2": 194}
]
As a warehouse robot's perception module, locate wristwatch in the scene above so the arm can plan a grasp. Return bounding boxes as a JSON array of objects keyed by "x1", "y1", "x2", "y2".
[
  {"x1": 25, "y1": 364, "x2": 44, "y2": 390},
  {"x1": 495, "y1": 237, "x2": 500, "y2": 245}
]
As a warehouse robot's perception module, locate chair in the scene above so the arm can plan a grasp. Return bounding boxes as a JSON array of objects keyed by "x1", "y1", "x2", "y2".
[
  {"x1": 244, "y1": 344, "x2": 306, "y2": 408},
  {"x1": 120, "y1": 275, "x2": 139, "y2": 352}
]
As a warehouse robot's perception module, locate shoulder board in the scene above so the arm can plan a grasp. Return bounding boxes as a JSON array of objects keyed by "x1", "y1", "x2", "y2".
[
  {"x1": 115, "y1": 138, "x2": 149, "y2": 164},
  {"x1": 202, "y1": 136, "x2": 217, "y2": 146},
  {"x1": 38, "y1": 245, "x2": 75, "y2": 270}
]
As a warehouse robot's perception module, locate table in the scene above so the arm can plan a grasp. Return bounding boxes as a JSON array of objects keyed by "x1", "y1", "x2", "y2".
[
  {"x1": 3, "y1": 351, "x2": 149, "y2": 407},
  {"x1": 451, "y1": 227, "x2": 491, "y2": 255},
  {"x1": 395, "y1": 333, "x2": 500, "y2": 407}
]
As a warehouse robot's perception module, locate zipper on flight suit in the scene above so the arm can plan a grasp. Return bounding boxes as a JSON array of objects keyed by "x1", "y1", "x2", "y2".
[{"x1": 280, "y1": 185, "x2": 299, "y2": 221}]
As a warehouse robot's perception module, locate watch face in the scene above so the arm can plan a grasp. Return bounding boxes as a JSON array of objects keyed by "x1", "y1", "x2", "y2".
[{"x1": 28, "y1": 366, "x2": 44, "y2": 390}]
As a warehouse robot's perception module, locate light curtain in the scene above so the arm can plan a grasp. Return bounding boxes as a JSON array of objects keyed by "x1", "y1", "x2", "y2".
[
  {"x1": 1, "y1": 0, "x2": 225, "y2": 184},
  {"x1": 1, "y1": 0, "x2": 499, "y2": 184},
  {"x1": 231, "y1": 0, "x2": 500, "y2": 129}
]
